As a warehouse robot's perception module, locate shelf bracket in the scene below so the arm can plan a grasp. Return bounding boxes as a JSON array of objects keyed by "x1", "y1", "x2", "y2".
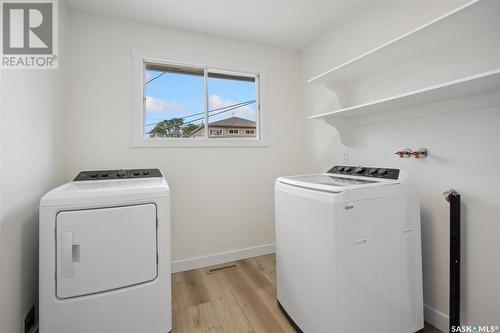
[
  {"x1": 324, "y1": 81, "x2": 351, "y2": 109},
  {"x1": 308, "y1": 81, "x2": 353, "y2": 146},
  {"x1": 324, "y1": 117, "x2": 353, "y2": 147}
]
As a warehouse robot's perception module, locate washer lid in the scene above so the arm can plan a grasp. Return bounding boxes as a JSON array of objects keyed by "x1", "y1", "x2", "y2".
[{"x1": 277, "y1": 173, "x2": 399, "y2": 193}]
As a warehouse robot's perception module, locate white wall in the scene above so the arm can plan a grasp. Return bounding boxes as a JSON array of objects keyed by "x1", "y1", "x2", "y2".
[
  {"x1": 0, "y1": 4, "x2": 68, "y2": 332},
  {"x1": 300, "y1": 0, "x2": 500, "y2": 329},
  {"x1": 2, "y1": 2, "x2": 498, "y2": 332},
  {"x1": 64, "y1": 10, "x2": 306, "y2": 262}
]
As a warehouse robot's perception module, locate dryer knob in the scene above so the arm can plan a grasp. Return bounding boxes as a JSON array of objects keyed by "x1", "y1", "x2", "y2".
[{"x1": 355, "y1": 166, "x2": 365, "y2": 173}]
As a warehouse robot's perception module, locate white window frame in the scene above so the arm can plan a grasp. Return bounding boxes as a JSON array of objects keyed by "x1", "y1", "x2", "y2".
[
  {"x1": 131, "y1": 49, "x2": 268, "y2": 148},
  {"x1": 245, "y1": 129, "x2": 255, "y2": 135},
  {"x1": 228, "y1": 129, "x2": 240, "y2": 135}
]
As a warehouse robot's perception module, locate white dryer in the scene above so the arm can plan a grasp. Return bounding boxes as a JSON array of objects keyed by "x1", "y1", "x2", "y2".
[
  {"x1": 275, "y1": 165, "x2": 423, "y2": 333},
  {"x1": 39, "y1": 169, "x2": 171, "y2": 333}
]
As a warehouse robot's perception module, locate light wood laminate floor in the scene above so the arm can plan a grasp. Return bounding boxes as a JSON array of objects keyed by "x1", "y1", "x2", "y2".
[{"x1": 172, "y1": 254, "x2": 441, "y2": 333}]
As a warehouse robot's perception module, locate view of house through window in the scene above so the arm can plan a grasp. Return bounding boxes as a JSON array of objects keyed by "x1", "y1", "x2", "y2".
[{"x1": 144, "y1": 62, "x2": 258, "y2": 139}]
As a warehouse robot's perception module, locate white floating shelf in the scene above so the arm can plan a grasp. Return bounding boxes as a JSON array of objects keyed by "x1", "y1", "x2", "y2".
[
  {"x1": 308, "y1": 0, "x2": 496, "y2": 84},
  {"x1": 310, "y1": 68, "x2": 500, "y2": 120}
]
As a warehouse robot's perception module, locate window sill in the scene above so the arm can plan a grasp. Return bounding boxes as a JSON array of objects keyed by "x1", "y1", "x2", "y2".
[{"x1": 131, "y1": 137, "x2": 270, "y2": 148}]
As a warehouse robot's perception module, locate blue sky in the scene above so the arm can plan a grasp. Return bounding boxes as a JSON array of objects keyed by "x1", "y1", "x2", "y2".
[{"x1": 144, "y1": 71, "x2": 256, "y2": 132}]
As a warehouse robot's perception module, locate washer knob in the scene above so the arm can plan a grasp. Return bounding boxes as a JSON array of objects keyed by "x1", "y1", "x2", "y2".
[
  {"x1": 368, "y1": 168, "x2": 378, "y2": 174},
  {"x1": 355, "y1": 166, "x2": 365, "y2": 173},
  {"x1": 343, "y1": 167, "x2": 352, "y2": 172},
  {"x1": 117, "y1": 170, "x2": 126, "y2": 177}
]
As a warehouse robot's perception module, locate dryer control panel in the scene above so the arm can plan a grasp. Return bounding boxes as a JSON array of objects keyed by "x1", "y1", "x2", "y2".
[
  {"x1": 73, "y1": 168, "x2": 163, "y2": 181},
  {"x1": 327, "y1": 165, "x2": 400, "y2": 180}
]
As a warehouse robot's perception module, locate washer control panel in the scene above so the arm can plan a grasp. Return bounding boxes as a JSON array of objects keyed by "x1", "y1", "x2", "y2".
[
  {"x1": 327, "y1": 165, "x2": 399, "y2": 180},
  {"x1": 73, "y1": 168, "x2": 163, "y2": 181}
]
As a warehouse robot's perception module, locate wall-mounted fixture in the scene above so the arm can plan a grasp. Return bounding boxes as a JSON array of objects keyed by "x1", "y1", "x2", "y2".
[
  {"x1": 395, "y1": 148, "x2": 412, "y2": 158},
  {"x1": 411, "y1": 148, "x2": 428, "y2": 159},
  {"x1": 395, "y1": 148, "x2": 428, "y2": 159}
]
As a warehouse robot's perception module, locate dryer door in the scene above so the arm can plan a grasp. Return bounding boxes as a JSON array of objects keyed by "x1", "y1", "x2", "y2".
[{"x1": 56, "y1": 204, "x2": 157, "y2": 299}]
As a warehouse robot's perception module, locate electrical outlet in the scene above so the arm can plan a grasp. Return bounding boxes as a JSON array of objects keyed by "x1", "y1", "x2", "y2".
[
  {"x1": 23, "y1": 304, "x2": 36, "y2": 333},
  {"x1": 342, "y1": 151, "x2": 349, "y2": 162}
]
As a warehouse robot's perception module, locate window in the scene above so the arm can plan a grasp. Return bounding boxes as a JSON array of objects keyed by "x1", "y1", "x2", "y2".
[
  {"x1": 132, "y1": 51, "x2": 266, "y2": 147},
  {"x1": 209, "y1": 128, "x2": 223, "y2": 136}
]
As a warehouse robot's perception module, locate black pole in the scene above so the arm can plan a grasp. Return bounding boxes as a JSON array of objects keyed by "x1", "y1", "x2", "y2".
[{"x1": 445, "y1": 190, "x2": 461, "y2": 332}]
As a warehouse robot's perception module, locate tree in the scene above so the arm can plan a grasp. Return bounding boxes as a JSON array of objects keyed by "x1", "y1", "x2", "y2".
[
  {"x1": 148, "y1": 118, "x2": 202, "y2": 138},
  {"x1": 149, "y1": 118, "x2": 184, "y2": 138}
]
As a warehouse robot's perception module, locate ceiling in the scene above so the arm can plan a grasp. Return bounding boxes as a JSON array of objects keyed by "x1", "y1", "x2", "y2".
[{"x1": 65, "y1": 0, "x2": 365, "y2": 50}]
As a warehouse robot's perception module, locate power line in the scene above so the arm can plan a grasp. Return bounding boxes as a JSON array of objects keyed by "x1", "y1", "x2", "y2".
[
  {"x1": 147, "y1": 102, "x2": 253, "y2": 132},
  {"x1": 145, "y1": 99, "x2": 255, "y2": 127},
  {"x1": 146, "y1": 101, "x2": 256, "y2": 134},
  {"x1": 148, "y1": 99, "x2": 254, "y2": 123},
  {"x1": 183, "y1": 99, "x2": 256, "y2": 119},
  {"x1": 145, "y1": 72, "x2": 166, "y2": 84}
]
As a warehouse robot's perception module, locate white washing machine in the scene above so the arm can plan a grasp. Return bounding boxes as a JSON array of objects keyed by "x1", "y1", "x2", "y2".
[
  {"x1": 275, "y1": 165, "x2": 423, "y2": 333},
  {"x1": 39, "y1": 169, "x2": 171, "y2": 333}
]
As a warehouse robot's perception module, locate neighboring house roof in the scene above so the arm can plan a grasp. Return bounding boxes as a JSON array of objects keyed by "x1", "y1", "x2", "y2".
[{"x1": 206, "y1": 117, "x2": 256, "y2": 128}]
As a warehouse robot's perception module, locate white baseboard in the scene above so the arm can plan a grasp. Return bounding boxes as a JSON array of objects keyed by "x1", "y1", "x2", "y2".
[
  {"x1": 424, "y1": 304, "x2": 448, "y2": 332},
  {"x1": 171, "y1": 243, "x2": 275, "y2": 273}
]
